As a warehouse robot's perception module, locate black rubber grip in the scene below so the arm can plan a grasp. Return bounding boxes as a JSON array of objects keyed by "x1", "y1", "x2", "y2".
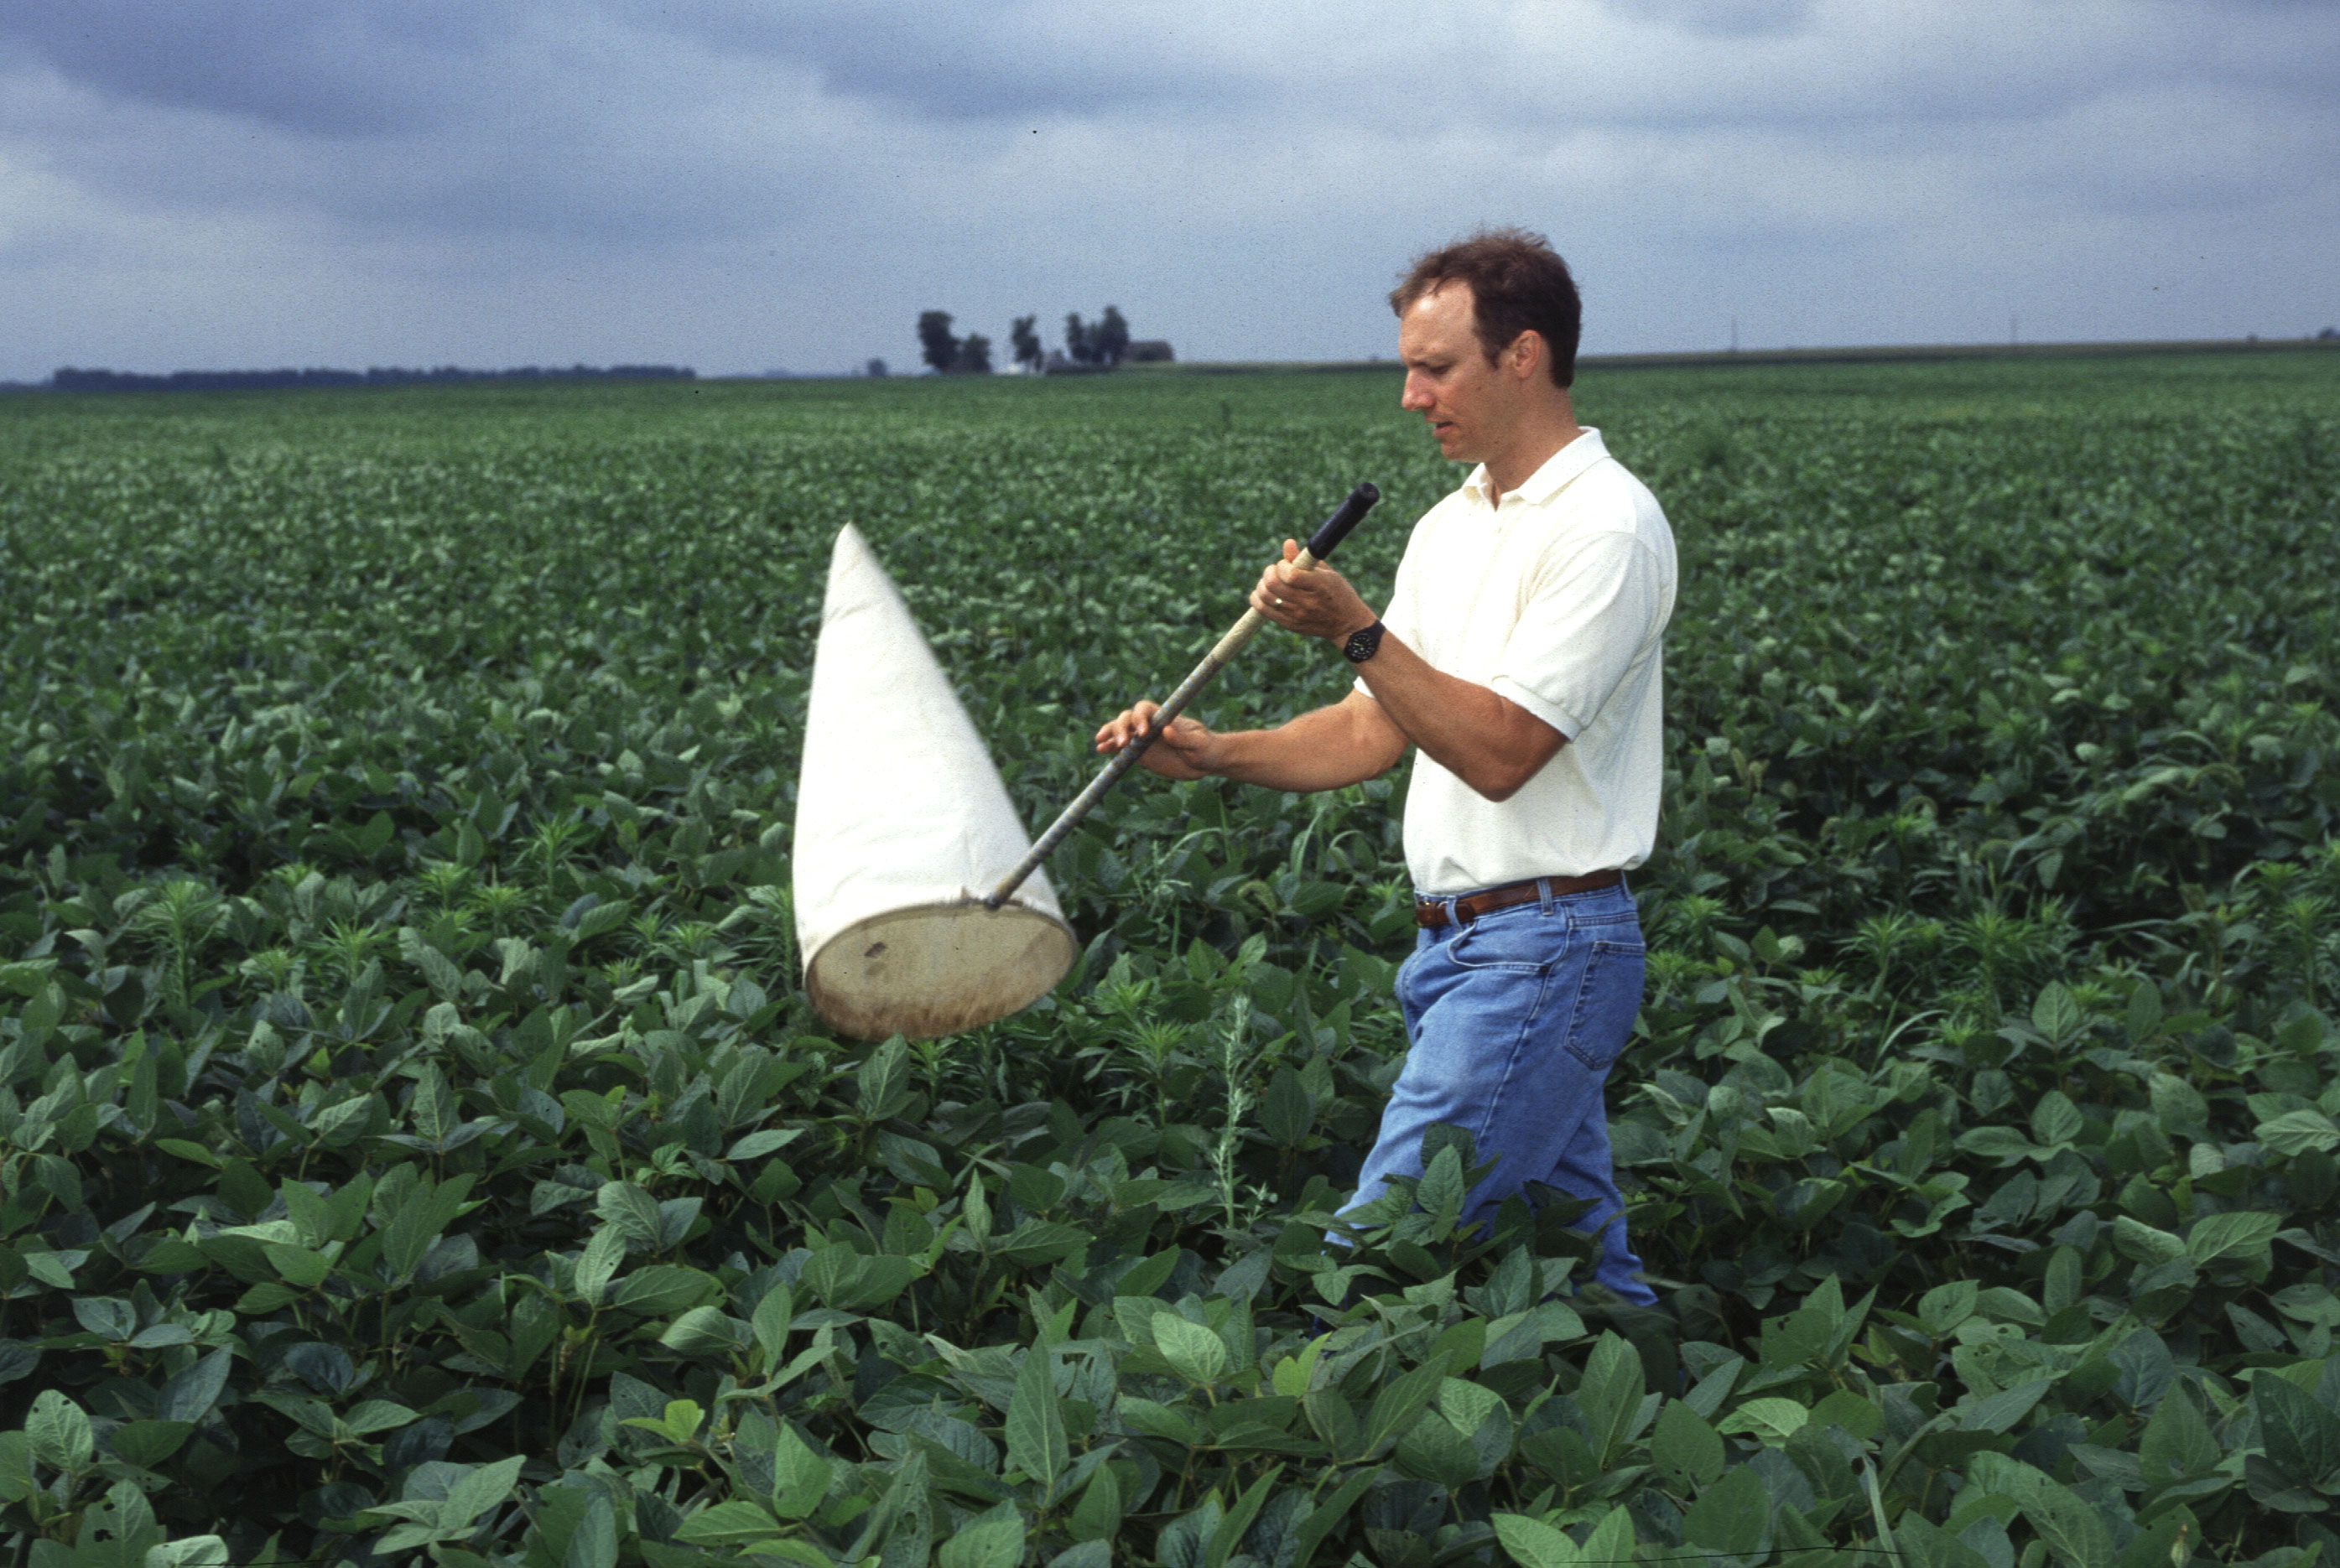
[{"x1": 1303, "y1": 482, "x2": 1381, "y2": 561}]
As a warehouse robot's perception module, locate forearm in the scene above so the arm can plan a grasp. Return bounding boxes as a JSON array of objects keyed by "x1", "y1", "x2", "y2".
[
  {"x1": 1357, "y1": 633, "x2": 1562, "y2": 801},
  {"x1": 1238, "y1": 541, "x2": 1562, "y2": 802},
  {"x1": 1201, "y1": 692, "x2": 1407, "y2": 792}
]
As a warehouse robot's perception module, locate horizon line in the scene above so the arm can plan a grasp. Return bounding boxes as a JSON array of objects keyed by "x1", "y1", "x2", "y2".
[{"x1": 7, "y1": 331, "x2": 2335, "y2": 391}]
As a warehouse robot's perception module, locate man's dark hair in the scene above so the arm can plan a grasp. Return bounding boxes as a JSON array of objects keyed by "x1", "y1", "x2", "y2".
[{"x1": 1390, "y1": 228, "x2": 1582, "y2": 387}]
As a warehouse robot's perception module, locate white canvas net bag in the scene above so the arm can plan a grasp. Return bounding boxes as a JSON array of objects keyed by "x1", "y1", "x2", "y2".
[{"x1": 791, "y1": 526, "x2": 1076, "y2": 1039}]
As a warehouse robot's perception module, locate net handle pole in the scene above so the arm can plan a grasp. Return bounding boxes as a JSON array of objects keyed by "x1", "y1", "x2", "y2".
[{"x1": 984, "y1": 481, "x2": 1380, "y2": 911}]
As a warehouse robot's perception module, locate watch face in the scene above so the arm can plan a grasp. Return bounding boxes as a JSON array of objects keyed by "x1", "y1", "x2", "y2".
[{"x1": 1344, "y1": 622, "x2": 1383, "y2": 663}]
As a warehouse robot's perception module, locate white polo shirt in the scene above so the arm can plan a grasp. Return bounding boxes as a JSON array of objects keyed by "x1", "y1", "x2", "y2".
[{"x1": 1359, "y1": 428, "x2": 1676, "y2": 895}]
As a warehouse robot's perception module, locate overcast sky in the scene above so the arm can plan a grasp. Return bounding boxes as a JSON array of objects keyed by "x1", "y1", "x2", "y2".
[{"x1": 3, "y1": 0, "x2": 2335, "y2": 380}]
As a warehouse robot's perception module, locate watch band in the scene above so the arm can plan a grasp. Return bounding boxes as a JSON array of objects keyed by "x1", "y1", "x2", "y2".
[{"x1": 1344, "y1": 619, "x2": 1386, "y2": 664}]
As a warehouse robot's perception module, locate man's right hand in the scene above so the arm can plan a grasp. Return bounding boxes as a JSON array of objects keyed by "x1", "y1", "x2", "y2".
[{"x1": 1095, "y1": 701, "x2": 1218, "y2": 780}]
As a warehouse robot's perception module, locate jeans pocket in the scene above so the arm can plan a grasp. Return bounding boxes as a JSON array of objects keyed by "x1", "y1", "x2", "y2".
[
  {"x1": 1570, "y1": 908, "x2": 1641, "y2": 931},
  {"x1": 1563, "y1": 939, "x2": 1646, "y2": 1070},
  {"x1": 1446, "y1": 911, "x2": 1554, "y2": 973}
]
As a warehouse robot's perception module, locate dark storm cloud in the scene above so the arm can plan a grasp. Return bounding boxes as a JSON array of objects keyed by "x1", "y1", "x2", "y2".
[
  {"x1": 0, "y1": 3, "x2": 863, "y2": 247},
  {"x1": 9, "y1": 0, "x2": 2336, "y2": 153},
  {"x1": 1, "y1": 0, "x2": 1263, "y2": 132},
  {"x1": 0, "y1": 0, "x2": 511, "y2": 135},
  {"x1": 622, "y1": 0, "x2": 1260, "y2": 120}
]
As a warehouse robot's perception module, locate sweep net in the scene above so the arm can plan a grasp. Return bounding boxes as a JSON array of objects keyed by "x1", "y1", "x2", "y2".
[{"x1": 792, "y1": 525, "x2": 1076, "y2": 1039}]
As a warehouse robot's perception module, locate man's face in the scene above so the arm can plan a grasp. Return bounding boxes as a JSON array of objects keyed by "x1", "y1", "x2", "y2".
[{"x1": 1398, "y1": 283, "x2": 1516, "y2": 465}]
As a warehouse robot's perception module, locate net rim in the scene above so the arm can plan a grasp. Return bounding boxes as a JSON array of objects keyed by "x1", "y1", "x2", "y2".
[{"x1": 802, "y1": 897, "x2": 1077, "y2": 1041}]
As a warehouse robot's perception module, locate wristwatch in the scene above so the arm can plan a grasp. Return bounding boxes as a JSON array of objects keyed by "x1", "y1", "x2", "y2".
[{"x1": 1343, "y1": 619, "x2": 1386, "y2": 664}]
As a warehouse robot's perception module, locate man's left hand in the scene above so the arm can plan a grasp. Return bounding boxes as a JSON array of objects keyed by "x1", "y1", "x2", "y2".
[{"x1": 1251, "y1": 540, "x2": 1376, "y2": 642}]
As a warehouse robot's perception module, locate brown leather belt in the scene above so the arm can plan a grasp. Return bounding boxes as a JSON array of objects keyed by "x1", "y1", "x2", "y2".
[{"x1": 1414, "y1": 870, "x2": 1623, "y2": 929}]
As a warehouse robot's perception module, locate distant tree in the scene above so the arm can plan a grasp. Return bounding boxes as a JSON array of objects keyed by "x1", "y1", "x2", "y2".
[
  {"x1": 1064, "y1": 313, "x2": 1095, "y2": 366},
  {"x1": 866, "y1": 357, "x2": 888, "y2": 377},
  {"x1": 917, "y1": 311, "x2": 959, "y2": 373},
  {"x1": 954, "y1": 334, "x2": 993, "y2": 375},
  {"x1": 1010, "y1": 315, "x2": 1043, "y2": 373},
  {"x1": 1096, "y1": 305, "x2": 1131, "y2": 366},
  {"x1": 1055, "y1": 309, "x2": 1131, "y2": 368},
  {"x1": 49, "y1": 363, "x2": 692, "y2": 393}
]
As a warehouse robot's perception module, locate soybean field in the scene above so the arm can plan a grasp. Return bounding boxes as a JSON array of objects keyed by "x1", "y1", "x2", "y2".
[{"x1": 1, "y1": 349, "x2": 2337, "y2": 1568}]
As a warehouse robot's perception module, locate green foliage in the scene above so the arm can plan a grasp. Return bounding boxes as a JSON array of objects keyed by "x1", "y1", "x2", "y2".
[{"x1": 1, "y1": 356, "x2": 2337, "y2": 1568}]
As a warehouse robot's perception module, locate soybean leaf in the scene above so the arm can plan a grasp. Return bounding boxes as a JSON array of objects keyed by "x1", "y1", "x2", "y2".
[
  {"x1": 1157, "y1": 1499, "x2": 1222, "y2": 1568},
  {"x1": 676, "y1": 1501, "x2": 785, "y2": 1545},
  {"x1": 1207, "y1": 1465, "x2": 1282, "y2": 1568},
  {"x1": 1006, "y1": 1345, "x2": 1068, "y2": 1493},
  {"x1": 107, "y1": 1420, "x2": 194, "y2": 1469},
  {"x1": 1289, "y1": 1467, "x2": 1376, "y2": 1567},
  {"x1": 1153, "y1": 1314, "x2": 1230, "y2": 1387},
  {"x1": 2254, "y1": 1372, "x2": 2340, "y2": 1487},
  {"x1": 1360, "y1": 1352, "x2": 1452, "y2": 1460},
  {"x1": 2031, "y1": 984, "x2": 2084, "y2": 1046},
  {"x1": 1576, "y1": 1331, "x2": 1645, "y2": 1465},
  {"x1": 442, "y1": 1454, "x2": 527, "y2": 1533},
  {"x1": 71, "y1": 1297, "x2": 137, "y2": 1341},
  {"x1": 2140, "y1": 1385, "x2": 2219, "y2": 1482},
  {"x1": 575, "y1": 1225, "x2": 625, "y2": 1303},
  {"x1": 1683, "y1": 1463, "x2": 1771, "y2": 1558},
  {"x1": 380, "y1": 1173, "x2": 476, "y2": 1283},
  {"x1": 1957, "y1": 1378, "x2": 2055, "y2": 1434},
  {"x1": 1495, "y1": 1512, "x2": 1580, "y2": 1568},
  {"x1": 1897, "y1": 1513, "x2": 1995, "y2": 1568},
  {"x1": 1069, "y1": 1465, "x2": 1123, "y2": 1544},
  {"x1": 595, "y1": 1181, "x2": 665, "y2": 1251},
  {"x1": 1968, "y1": 1453, "x2": 2114, "y2": 1568},
  {"x1": 1651, "y1": 1398, "x2": 1725, "y2": 1489},
  {"x1": 156, "y1": 1347, "x2": 232, "y2": 1424},
  {"x1": 939, "y1": 1503, "x2": 1025, "y2": 1568},
  {"x1": 772, "y1": 1420, "x2": 832, "y2": 1519},
  {"x1": 2185, "y1": 1211, "x2": 2281, "y2": 1269},
  {"x1": 565, "y1": 1493, "x2": 617, "y2": 1568},
  {"x1": 26, "y1": 1390, "x2": 92, "y2": 1472}
]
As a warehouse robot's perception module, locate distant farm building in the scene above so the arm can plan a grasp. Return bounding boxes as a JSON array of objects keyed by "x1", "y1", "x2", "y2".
[{"x1": 1125, "y1": 340, "x2": 1175, "y2": 363}]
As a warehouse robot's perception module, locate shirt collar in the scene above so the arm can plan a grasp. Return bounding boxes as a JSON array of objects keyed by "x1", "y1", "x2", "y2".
[{"x1": 1462, "y1": 428, "x2": 1609, "y2": 508}]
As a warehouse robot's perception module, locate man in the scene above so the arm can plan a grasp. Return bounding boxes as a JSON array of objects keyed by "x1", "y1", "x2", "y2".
[{"x1": 1095, "y1": 228, "x2": 1676, "y2": 1305}]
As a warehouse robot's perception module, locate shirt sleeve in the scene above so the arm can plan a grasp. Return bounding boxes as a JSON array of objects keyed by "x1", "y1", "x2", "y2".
[{"x1": 1489, "y1": 531, "x2": 1667, "y2": 739}]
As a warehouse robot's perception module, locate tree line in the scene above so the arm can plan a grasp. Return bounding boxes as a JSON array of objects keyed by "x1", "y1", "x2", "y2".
[
  {"x1": 913, "y1": 308, "x2": 1132, "y2": 374},
  {"x1": 44, "y1": 364, "x2": 694, "y2": 394}
]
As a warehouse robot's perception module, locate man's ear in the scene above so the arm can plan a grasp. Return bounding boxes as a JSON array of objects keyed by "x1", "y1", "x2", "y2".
[{"x1": 1505, "y1": 330, "x2": 1546, "y2": 381}]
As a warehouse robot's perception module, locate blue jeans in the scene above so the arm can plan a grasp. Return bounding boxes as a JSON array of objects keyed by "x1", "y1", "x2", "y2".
[{"x1": 1340, "y1": 876, "x2": 1656, "y2": 1305}]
